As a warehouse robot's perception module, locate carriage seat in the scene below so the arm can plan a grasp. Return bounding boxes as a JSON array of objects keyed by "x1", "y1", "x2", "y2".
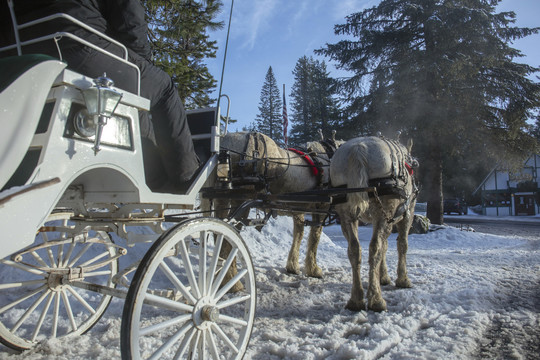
[{"x1": 0, "y1": 54, "x2": 66, "y2": 190}]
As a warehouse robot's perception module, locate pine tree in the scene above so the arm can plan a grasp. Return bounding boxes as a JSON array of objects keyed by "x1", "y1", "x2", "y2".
[
  {"x1": 254, "y1": 67, "x2": 284, "y2": 143},
  {"x1": 143, "y1": 0, "x2": 223, "y2": 109},
  {"x1": 289, "y1": 56, "x2": 341, "y2": 145},
  {"x1": 318, "y1": 0, "x2": 540, "y2": 224}
]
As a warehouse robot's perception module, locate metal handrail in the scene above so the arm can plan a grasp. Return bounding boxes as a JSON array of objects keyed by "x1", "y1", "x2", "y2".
[
  {"x1": 17, "y1": 13, "x2": 129, "y2": 60},
  {"x1": 1, "y1": 2, "x2": 141, "y2": 95}
]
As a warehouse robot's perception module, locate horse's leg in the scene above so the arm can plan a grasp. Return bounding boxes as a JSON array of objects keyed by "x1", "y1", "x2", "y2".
[
  {"x1": 379, "y1": 236, "x2": 391, "y2": 286},
  {"x1": 367, "y1": 217, "x2": 392, "y2": 312},
  {"x1": 304, "y1": 213, "x2": 323, "y2": 278},
  {"x1": 286, "y1": 213, "x2": 305, "y2": 275},
  {"x1": 395, "y1": 213, "x2": 413, "y2": 288},
  {"x1": 341, "y1": 217, "x2": 365, "y2": 311}
]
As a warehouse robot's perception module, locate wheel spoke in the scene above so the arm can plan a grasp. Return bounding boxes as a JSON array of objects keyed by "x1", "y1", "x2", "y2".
[
  {"x1": 211, "y1": 322, "x2": 239, "y2": 354},
  {"x1": 12, "y1": 288, "x2": 50, "y2": 332},
  {"x1": 57, "y1": 244, "x2": 64, "y2": 268},
  {"x1": 188, "y1": 329, "x2": 201, "y2": 360},
  {"x1": 60, "y1": 241, "x2": 76, "y2": 267},
  {"x1": 139, "y1": 314, "x2": 191, "y2": 337},
  {"x1": 67, "y1": 243, "x2": 92, "y2": 268},
  {"x1": 0, "y1": 259, "x2": 45, "y2": 276},
  {"x1": 207, "y1": 328, "x2": 220, "y2": 360},
  {"x1": 0, "y1": 284, "x2": 48, "y2": 314},
  {"x1": 178, "y1": 239, "x2": 201, "y2": 299},
  {"x1": 79, "y1": 251, "x2": 110, "y2": 269},
  {"x1": 61, "y1": 291, "x2": 77, "y2": 331},
  {"x1": 214, "y1": 269, "x2": 247, "y2": 302},
  {"x1": 30, "y1": 251, "x2": 49, "y2": 268},
  {"x1": 172, "y1": 326, "x2": 197, "y2": 360},
  {"x1": 46, "y1": 247, "x2": 57, "y2": 268},
  {"x1": 60, "y1": 290, "x2": 77, "y2": 331},
  {"x1": 198, "y1": 231, "x2": 207, "y2": 297},
  {"x1": 217, "y1": 294, "x2": 251, "y2": 310},
  {"x1": 31, "y1": 292, "x2": 54, "y2": 342},
  {"x1": 143, "y1": 292, "x2": 194, "y2": 313},
  {"x1": 52, "y1": 292, "x2": 60, "y2": 338},
  {"x1": 219, "y1": 314, "x2": 248, "y2": 327},
  {"x1": 198, "y1": 328, "x2": 207, "y2": 360},
  {"x1": 147, "y1": 321, "x2": 192, "y2": 360},
  {"x1": 158, "y1": 262, "x2": 197, "y2": 305},
  {"x1": 0, "y1": 279, "x2": 46, "y2": 290},
  {"x1": 66, "y1": 286, "x2": 96, "y2": 314},
  {"x1": 206, "y1": 234, "x2": 223, "y2": 295},
  {"x1": 210, "y1": 248, "x2": 238, "y2": 298}
]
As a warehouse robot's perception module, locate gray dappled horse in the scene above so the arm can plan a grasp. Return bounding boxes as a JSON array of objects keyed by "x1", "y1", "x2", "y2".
[
  {"x1": 330, "y1": 136, "x2": 418, "y2": 311},
  {"x1": 206, "y1": 131, "x2": 342, "y2": 283}
]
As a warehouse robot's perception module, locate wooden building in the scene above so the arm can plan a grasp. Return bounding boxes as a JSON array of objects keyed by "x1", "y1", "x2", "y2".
[{"x1": 473, "y1": 154, "x2": 540, "y2": 216}]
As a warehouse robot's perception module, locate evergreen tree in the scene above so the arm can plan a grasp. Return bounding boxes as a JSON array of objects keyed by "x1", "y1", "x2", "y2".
[
  {"x1": 532, "y1": 115, "x2": 540, "y2": 141},
  {"x1": 255, "y1": 67, "x2": 284, "y2": 143},
  {"x1": 289, "y1": 56, "x2": 341, "y2": 145},
  {"x1": 318, "y1": 0, "x2": 540, "y2": 224},
  {"x1": 143, "y1": 0, "x2": 223, "y2": 109}
]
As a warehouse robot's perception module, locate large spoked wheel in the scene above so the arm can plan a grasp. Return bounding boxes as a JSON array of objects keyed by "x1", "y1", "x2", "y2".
[
  {"x1": 121, "y1": 218, "x2": 256, "y2": 360},
  {"x1": 0, "y1": 212, "x2": 119, "y2": 351}
]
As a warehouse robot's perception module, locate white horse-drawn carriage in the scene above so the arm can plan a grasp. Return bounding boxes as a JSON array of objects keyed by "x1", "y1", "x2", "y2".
[
  {"x1": 0, "y1": 6, "x2": 256, "y2": 359},
  {"x1": 0, "y1": 2, "x2": 419, "y2": 359}
]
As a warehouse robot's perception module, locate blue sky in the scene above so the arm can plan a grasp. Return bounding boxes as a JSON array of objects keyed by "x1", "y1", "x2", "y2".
[{"x1": 207, "y1": 0, "x2": 540, "y2": 132}]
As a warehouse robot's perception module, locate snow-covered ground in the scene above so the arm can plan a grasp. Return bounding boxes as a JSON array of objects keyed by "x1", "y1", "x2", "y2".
[{"x1": 0, "y1": 214, "x2": 538, "y2": 359}]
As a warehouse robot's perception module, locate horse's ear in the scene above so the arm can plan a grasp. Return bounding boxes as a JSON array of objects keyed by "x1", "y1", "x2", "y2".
[{"x1": 407, "y1": 138, "x2": 413, "y2": 153}]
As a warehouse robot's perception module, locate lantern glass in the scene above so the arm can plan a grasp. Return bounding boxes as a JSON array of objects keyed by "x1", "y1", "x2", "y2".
[
  {"x1": 82, "y1": 87, "x2": 99, "y2": 116},
  {"x1": 99, "y1": 87, "x2": 123, "y2": 117},
  {"x1": 82, "y1": 81, "x2": 123, "y2": 118}
]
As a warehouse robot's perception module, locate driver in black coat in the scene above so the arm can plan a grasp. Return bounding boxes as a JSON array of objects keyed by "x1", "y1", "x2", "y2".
[{"x1": 0, "y1": 0, "x2": 200, "y2": 191}]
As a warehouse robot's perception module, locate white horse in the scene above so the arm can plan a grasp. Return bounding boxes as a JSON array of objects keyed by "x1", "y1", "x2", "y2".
[
  {"x1": 330, "y1": 136, "x2": 418, "y2": 312},
  {"x1": 206, "y1": 131, "x2": 341, "y2": 280}
]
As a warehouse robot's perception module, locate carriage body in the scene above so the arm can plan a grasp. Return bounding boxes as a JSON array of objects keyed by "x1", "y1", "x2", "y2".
[{"x1": 0, "y1": 58, "x2": 220, "y2": 258}]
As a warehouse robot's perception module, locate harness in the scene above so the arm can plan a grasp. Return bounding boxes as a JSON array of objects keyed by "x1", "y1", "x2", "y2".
[
  {"x1": 234, "y1": 132, "x2": 272, "y2": 189},
  {"x1": 356, "y1": 136, "x2": 418, "y2": 223},
  {"x1": 230, "y1": 132, "x2": 337, "y2": 190},
  {"x1": 318, "y1": 138, "x2": 339, "y2": 159},
  {"x1": 288, "y1": 147, "x2": 326, "y2": 188},
  {"x1": 287, "y1": 148, "x2": 319, "y2": 176}
]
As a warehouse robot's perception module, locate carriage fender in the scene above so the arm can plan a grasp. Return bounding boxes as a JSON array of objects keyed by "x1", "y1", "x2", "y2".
[{"x1": 0, "y1": 55, "x2": 67, "y2": 189}]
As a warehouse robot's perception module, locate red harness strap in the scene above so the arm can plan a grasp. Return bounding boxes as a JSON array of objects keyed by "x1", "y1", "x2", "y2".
[
  {"x1": 288, "y1": 148, "x2": 319, "y2": 176},
  {"x1": 405, "y1": 162, "x2": 414, "y2": 176}
]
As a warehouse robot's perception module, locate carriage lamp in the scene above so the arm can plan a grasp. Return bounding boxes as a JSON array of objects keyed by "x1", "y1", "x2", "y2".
[
  {"x1": 217, "y1": 150, "x2": 232, "y2": 189},
  {"x1": 82, "y1": 73, "x2": 123, "y2": 154}
]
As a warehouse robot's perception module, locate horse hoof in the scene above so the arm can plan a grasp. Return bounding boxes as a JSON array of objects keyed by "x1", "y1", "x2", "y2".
[
  {"x1": 395, "y1": 278, "x2": 412, "y2": 288},
  {"x1": 345, "y1": 299, "x2": 366, "y2": 312},
  {"x1": 286, "y1": 266, "x2": 300, "y2": 275},
  {"x1": 380, "y1": 276, "x2": 392, "y2": 286},
  {"x1": 368, "y1": 299, "x2": 387, "y2": 312},
  {"x1": 306, "y1": 267, "x2": 323, "y2": 279}
]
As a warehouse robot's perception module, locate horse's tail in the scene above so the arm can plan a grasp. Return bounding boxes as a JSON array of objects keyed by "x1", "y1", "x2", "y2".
[{"x1": 346, "y1": 143, "x2": 370, "y2": 212}]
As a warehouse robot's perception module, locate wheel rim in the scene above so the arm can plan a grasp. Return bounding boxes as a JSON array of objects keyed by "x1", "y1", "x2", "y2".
[
  {"x1": 122, "y1": 218, "x2": 256, "y2": 360},
  {"x1": 0, "y1": 212, "x2": 118, "y2": 350}
]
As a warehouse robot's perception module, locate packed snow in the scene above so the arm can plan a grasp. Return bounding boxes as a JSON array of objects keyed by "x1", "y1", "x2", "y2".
[{"x1": 0, "y1": 213, "x2": 538, "y2": 359}]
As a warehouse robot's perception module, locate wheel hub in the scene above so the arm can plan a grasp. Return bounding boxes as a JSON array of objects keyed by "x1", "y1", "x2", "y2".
[
  {"x1": 193, "y1": 297, "x2": 220, "y2": 330},
  {"x1": 47, "y1": 273, "x2": 67, "y2": 292}
]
